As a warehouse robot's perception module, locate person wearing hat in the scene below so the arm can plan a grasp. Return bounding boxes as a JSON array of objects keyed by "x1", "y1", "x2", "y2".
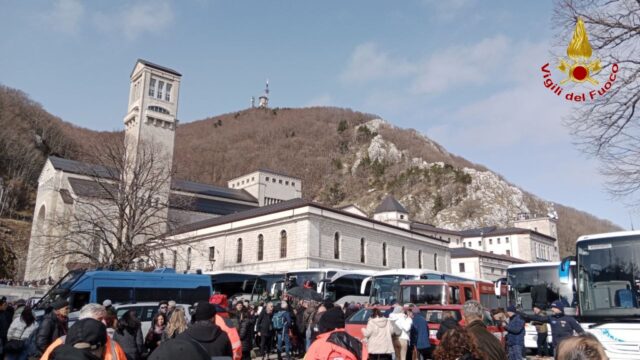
[
  {"x1": 41, "y1": 304, "x2": 127, "y2": 360},
  {"x1": 503, "y1": 305, "x2": 525, "y2": 360},
  {"x1": 148, "y1": 338, "x2": 210, "y2": 360},
  {"x1": 523, "y1": 300, "x2": 584, "y2": 353},
  {"x1": 36, "y1": 299, "x2": 69, "y2": 354},
  {"x1": 531, "y1": 304, "x2": 549, "y2": 358},
  {"x1": 305, "y1": 307, "x2": 367, "y2": 360},
  {"x1": 51, "y1": 318, "x2": 108, "y2": 360},
  {"x1": 176, "y1": 301, "x2": 232, "y2": 358}
]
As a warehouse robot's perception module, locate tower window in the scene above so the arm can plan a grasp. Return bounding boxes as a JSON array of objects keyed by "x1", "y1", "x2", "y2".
[
  {"x1": 382, "y1": 243, "x2": 387, "y2": 267},
  {"x1": 158, "y1": 81, "x2": 164, "y2": 99},
  {"x1": 165, "y1": 83, "x2": 172, "y2": 102},
  {"x1": 360, "y1": 238, "x2": 365, "y2": 263},
  {"x1": 236, "y1": 238, "x2": 243, "y2": 263},
  {"x1": 334, "y1": 232, "x2": 340, "y2": 260},
  {"x1": 280, "y1": 230, "x2": 287, "y2": 258},
  {"x1": 149, "y1": 78, "x2": 156, "y2": 97},
  {"x1": 257, "y1": 234, "x2": 264, "y2": 261},
  {"x1": 148, "y1": 106, "x2": 170, "y2": 115}
]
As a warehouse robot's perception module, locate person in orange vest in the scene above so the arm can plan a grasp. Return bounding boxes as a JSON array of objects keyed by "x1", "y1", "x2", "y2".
[
  {"x1": 305, "y1": 307, "x2": 368, "y2": 360},
  {"x1": 41, "y1": 304, "x2": 127, "y2": 360},
  {"x1": 215, "y1": 313, "x2": 242, "y2": 360}
]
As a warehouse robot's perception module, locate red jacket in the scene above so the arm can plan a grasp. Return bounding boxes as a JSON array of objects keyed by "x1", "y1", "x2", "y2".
[{"x1": 306, "y1": 329, "x2": 368, "y2": 360}]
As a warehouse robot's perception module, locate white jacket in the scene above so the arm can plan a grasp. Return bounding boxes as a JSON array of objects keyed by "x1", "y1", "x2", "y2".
[
  {"x1": 7, "y1": 317, "x2": 38, "y2": 341},
  {"x1": 362, "y1": 317, "x2": 395, "y2": 354},
  {"x1": 388, "y1": 312, "x2": 412, "y2": 341}
]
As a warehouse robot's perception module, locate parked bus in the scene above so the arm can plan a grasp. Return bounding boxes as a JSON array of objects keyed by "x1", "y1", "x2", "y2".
[
  {"x1": 284, "y1": 269, "x2": 374, "y2": 303},
  {"x1": 569, "y1": 230, "x2": 640, "y2": 360},
  {"x1": 35, "y1": 268, "x2": 212, "y2": 312},
  {"x1": 204, "y1": 271, "x2": 260, "y2": 300},
  {"x1": 507, "y1": 261, "x2": 576, "y2": 350},
  {"x1": 362, "y1": 269, "x2": 480, "y2": 305}
]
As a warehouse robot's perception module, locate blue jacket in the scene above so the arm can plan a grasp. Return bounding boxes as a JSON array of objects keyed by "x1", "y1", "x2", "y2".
[
  {"x1": 505, "y1": 314, "x2": 525, "y2": 347},
  {"x1": 410, "y1": 313, "x2": 430, "y2": 350},
  {"x1": 527, "y1": 312, "x2": 584, "y2": 348}
]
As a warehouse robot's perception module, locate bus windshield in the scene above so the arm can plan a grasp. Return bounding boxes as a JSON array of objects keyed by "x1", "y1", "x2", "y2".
[
  {"x1": 253, "y1": 274, "x2": 285, "y2": 301},
  {"x1": 577, "y1": 236, "x2": 640, "y2": 318},
  {"x1": 286, "y1": 271, "x2": 336, "y2": 290},
  {"x1": 36, "y1": 269, "x2": 85, "y2": 309},
  {"x1": 210, "y1": 273, "x2": 258, "y2": 298},
  {"x1": 370, "y1": 275, "x2": 412, "y2": 305},
  {"x1": 507, "y1": 265, "x2": 576, "y2": 315}
]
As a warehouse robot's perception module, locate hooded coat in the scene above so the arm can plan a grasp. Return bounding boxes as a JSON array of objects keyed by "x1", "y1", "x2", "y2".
[
  {"x1": 505, "y1": 313, "x2": 525, "y2": 347},
  {"x1": 362, "y1": 317, "x2": 395, "y2": 355},
  {"x1": 388, "y1": 308, "x2": 412, "y2": 342},
  {"x1": 176, "y1": 322, "x2": 233, "y2": 358}
]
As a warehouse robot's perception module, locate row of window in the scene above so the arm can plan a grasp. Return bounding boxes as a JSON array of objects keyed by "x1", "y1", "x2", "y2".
[
  {"x1": 464, "y1": 236, "x2": 510, "y2": 248},
  {"x1": 234, "y1": 230, "x2": 288, "y2": 263},
  {"x1": 457, "y1": 262, "x2": 505, "y2": 275},
  {"x1": 534, "y1": 242, "x2": 552, "y2": 260},
  {"x1": 334, "y1": 232, "x2": 438, "y2": 270},
  {"x1": 230, "y1": 176, "x2": 297, "y2": 189},
  {"x1": 149, "y1": 78, "x2": 172, "y2": 102}
]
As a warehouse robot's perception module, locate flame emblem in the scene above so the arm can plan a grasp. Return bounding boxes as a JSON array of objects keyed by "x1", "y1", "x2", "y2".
[{"x1": 558, "y1": 18, "x2": 601, "y2": 85}]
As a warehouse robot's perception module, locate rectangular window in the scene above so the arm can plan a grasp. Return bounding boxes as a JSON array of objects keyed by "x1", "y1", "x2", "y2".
[
  {"x1": 292, "y1": 182, "x2": 295, "y2": 186},
  {"x1": 506, "y1": 237, "x2": 509, "y2": 243},
  {"x1": 158, "y1": 81, "x2": 164, "y2": 99},
  {"x1": 478, "y1": 240, "x2": 481, "y2": 246},
  {"x1": 497, "y1": 238, "x2": 501, "y2": 244},
  {"x1": 506, "y1": 250, "x2": 511, "y2": 256},
  {"x1": 279, "y1": 179, "x2": 283, "y2": 184},
  {"x1": 459, "y1": 263, "x2": 465, "y2": 272},
  {"x1": 149, "y1": 78, "x2": 156, "y2": 97},
  {"x1": 165, "y1": 83, "x2": 172, "y2": 101},
  {"x1": 468, "y1": 242, "x2": 472, "y2": 247},
  {"x1": 285, "y1": 181, "x2": 289, "y2": 185},
  {"x1": 209, "y1": 246, "x2": 215, "y2": 261},
  {"x1": 489, "y1": 239, "x2": 493, "y2": 244}
]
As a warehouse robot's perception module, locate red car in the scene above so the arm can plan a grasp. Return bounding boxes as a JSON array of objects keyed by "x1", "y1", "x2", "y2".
[{"x1": 345, "y1": 304, "x2": 506, "y2": 346}]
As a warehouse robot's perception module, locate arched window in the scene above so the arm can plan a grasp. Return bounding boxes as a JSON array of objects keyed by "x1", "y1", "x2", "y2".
[
  {"x1": 187, "y1": 247, "x2": 192, "y2": 270},
  {"x1": 402, "y1": 247, "x2": 406, "y2": 268},
  {"x1": 280, "y1": 231, "x2": 287, "y2": 258},
  {"x1": 334, "y1": 232, "x2": 340, "y2": 260},
  {"x1": 434, "y1": 253, "x2": 439, "y2": 271},
  {"x1": 418, "y1": 250, "x2": 423, "y2": 269},
  {"x1": 382, "y1": 243, "x2": 388, "y2": 267},
  {"x1": 148, "y1": 105, "x2": 170, "y2": 114},
  {"x1": 360, "y1": 238, "x2": 366, "y2": 263},
  {"x1": 237, "y1": 238, "x2": 243, "y2": 263},
  {"x1": 258, "y1": 234, "x2": 264, "y2": 261}
]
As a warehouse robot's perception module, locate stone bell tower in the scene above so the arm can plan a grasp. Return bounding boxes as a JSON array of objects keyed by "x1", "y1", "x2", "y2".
[{"x1": 123, "y1": 59, "x2": 182, "y2": 234}]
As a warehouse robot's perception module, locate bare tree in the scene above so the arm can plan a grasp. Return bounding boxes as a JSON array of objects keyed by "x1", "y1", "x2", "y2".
[
  {"x1": 33, "y1": 140, "x2": 190, "y2": 274},
  {"x1": 554, "y1": 0, "x2": 640, "y2": 201}
]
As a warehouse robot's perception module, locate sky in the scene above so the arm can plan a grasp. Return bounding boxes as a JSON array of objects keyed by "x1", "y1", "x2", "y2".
[{"x1": 0, "y1": 0, "x2": 633, "y2": 228}]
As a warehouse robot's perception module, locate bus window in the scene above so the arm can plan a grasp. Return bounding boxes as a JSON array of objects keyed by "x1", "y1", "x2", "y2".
[
  {"x1": 135, "y1": 288, "x2": 181, "y2": 303},
  {"x1": 97, "y1": 287, "x2": 133, "y2": 304},
  {"x1": 69, "y1": 291, "x2": 90, "y2": 312},
  {"x1": 464, "y1": 287, "x2": 474, "y2": 302},
  {"x1": 450, "y1": 286, "x2": 460, "y2": 304}
]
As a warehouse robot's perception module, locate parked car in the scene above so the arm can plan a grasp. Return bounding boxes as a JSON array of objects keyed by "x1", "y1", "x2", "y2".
[{"x1": 345, "y1": 304, "x2": 506, "y2": 347}]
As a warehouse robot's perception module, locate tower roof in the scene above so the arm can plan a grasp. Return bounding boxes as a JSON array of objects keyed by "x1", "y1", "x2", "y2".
[
  {"x1": 132, "y1": 59, "x2": 182, "y2": 77},
  {"x1": 374, "y1": 195, "x2": 408, "y2": 214}
]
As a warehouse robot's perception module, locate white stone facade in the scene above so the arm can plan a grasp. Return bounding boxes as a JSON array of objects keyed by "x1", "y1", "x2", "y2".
[{"x1": 164, "y1": 202, "x2": 451, "y2": 274}]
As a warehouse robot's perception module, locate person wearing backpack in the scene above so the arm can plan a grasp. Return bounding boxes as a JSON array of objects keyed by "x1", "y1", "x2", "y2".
[{"x1": 273, "y1": 301, "x2": 292, "y2": 360}]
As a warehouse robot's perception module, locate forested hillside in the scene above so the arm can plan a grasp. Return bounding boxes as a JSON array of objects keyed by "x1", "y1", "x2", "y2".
[{"x1": 0, "y1": 86, "x2": 621, "y2": 278}]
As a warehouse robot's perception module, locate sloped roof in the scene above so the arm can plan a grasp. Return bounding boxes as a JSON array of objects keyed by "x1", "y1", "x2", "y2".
[
  {"x1": 171, "y1": 179, "x2": 257, "y2": 203},
  {"x1": 411, "y1": 222, "x2": 462, "y2": 236},
  {"x1": 450, "y1": 247, "x2": 527, "y2": 264},
  {"x1": 374, "y1": 195, "x2": 407, "y2": 214},
  {"x1": 458, "y1": 226, "x2": 498, "y2": 237},
  {"x1": 169, "y1": 194, "x2": 257, "y2": 215},
  {"x1": 134, "y1": 59, "x2": 181, "y2": 77},
  {"x1": 59, "y1": 189, "x2": 74, "y2": 204},
  {"x1": 459, "y1": 225, "x2": 556, "y2": 241},
  {"x1": 68, "y1": 177, "x2": 117, "y2": 199},
  {"x1": 50, "y1": 156, "x2": 117, "y2": 179}
]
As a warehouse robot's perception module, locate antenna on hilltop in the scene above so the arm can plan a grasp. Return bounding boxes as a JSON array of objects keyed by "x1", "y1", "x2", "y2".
[
  {"x1": 251, "y1": 96, "x2": 255, "y2": 108},
  {"x1": 258, "y1": 79, "x2": 269, "y2": 108}
]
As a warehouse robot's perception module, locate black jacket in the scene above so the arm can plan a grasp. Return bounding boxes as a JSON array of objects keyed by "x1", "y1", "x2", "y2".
[
  {"x1": 436, "y1": 317, "x2": 459, "y2": 340},
  {"x1": 238, "y1": 316, "x2": 255, "y2": 352},
  {"x1": 466, "y1": 320, "x2": 507, "y2": 360},
  {"x1": 256, "y1": 311, "x2": 272, "y2": 335},
  {"x1": 177, "y1": 322, "x2": 233, "y2": 358},
  {"x1": 36, "y1": 312, "x2": 68, "y2": 353},
  {"x1": 0, "y1": 309, "x2": 11, "y2": 344},
  {"x1": 525, "y1": 312, "x2": 584, "y2": 348},
  {"x1": 113, "y1": 326, "x2": 144, "y2": 360}
]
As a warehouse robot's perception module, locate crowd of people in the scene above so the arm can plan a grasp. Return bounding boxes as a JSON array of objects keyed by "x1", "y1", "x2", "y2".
[
  {"x1": 0, "y1": 278, "x2": 54, "y2": 288},
  {"x1": 0, "y1": 294, "x2": 611, "y2": 360}
]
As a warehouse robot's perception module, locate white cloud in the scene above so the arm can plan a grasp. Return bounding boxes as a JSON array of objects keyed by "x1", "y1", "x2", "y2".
[
  {"x1": 93, "y1": 1, "x2": 175, "y2": 41},
  {"x1": 411, "y1": 35, "x2": 510, "y2": 94},
  {"x1": 340, "y1": 42, "x2": 415, "y2": 83},
  {"x1": 46, "y1": 0, "x2": 84, "y2": 34}
]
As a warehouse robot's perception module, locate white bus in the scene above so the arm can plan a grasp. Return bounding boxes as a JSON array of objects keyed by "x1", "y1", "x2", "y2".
[
  {"x1": 284, "y1": 268, "x2": 375, "y2": 303},
  {"x1": 507, "y1": 262, "x2": 577, "y2": 350},
  {"x1": 572, "y1": 231, "x2": 640, "y2": 360}
]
